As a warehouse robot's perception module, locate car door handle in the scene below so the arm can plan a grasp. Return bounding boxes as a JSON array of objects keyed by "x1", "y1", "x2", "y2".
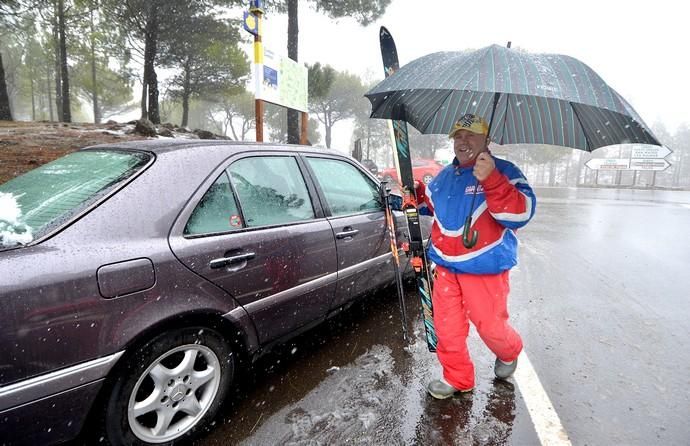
[
  {"x1": 209, "y1": 252, "x2": 256, "y2": 269},
  {"x1": 336, "y1": 228, "x2": 359, "y2": 239}
]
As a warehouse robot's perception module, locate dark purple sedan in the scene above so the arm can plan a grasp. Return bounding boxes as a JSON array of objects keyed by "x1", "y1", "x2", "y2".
[{"x1": 0, "y1": 140, "x2": 410, "y2": 445}]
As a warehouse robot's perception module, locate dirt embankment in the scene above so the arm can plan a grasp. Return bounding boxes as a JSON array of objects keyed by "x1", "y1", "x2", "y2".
[{"x1": 0, "y1": 120, "x2": 226, "y2": 184}]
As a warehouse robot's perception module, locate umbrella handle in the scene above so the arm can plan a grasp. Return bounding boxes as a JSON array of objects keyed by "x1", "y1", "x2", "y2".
[{"x1": 462, "y1": 216, "x2": 478, "y2": 248}]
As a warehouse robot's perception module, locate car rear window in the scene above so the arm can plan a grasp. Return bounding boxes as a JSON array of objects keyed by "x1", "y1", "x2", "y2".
[
  {"x1": 0, "y1": 150, "x2": 151, "y2": 249},
  {"x1": 306, "y1": 157, "x2": 382, "y2": 216}
]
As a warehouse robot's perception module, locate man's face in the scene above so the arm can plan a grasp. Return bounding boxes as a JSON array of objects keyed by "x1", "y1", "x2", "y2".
[{"x1": 453, "y1": 130, "x2": 488, "y2": 165}]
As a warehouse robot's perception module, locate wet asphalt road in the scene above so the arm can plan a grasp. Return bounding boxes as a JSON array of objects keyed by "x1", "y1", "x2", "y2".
[{"x1": 195, "y1": 187, "x2": 690, "y2": 446}]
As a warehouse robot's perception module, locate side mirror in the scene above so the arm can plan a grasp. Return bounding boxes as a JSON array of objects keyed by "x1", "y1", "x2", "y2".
[{"x1": 381, "y1": 182, "x2": 403, "y2": 211}]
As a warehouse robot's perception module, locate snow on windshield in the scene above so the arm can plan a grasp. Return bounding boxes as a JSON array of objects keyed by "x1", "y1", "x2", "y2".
[{"x1": 0, "y1": 192, "x2": 33, "y2": 248}]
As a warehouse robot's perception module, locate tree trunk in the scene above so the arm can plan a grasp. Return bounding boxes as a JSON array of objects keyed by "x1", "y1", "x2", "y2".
[
  {"x1": 144, "y1": 5, "x2": 160, "y2": 124},
  {"x1": 46, "y1": 71, "x2": 53, "y2": 121},
  {"x1": 0, "y1": 53, "x2": 12, "y2": 121},
  {"x1": 181, "y1": 91, "x2": 190, "y2": 127},
  {"x1": 140, "y1": 76, "x2": 148, "y2": 119},
  {"x1": 58, "y1": 0, "x2": 71, "y2": 122},
  {"x1": 325, "y1": 113, "x2": 332, "y2": 149},
  {"x1": 366, "y1": 124, "x2": 371, "y2": 159},
  {"x1": 615, "y1": 145, "x2": 622, "y2": 186},
  {"x1": 286, "y1": 0, "x2": 299, "y2": 144},
  {"x1": 90, "y1": 3, "x2": 100, "y2": 123},
  {"x1": 37, "y1": 82, "x2": 45, "y2": 120},
  {"x1": 181, "y1": 59, "x2": 191, "y2": 127},
  {"x1": 141, "y1": 13, "x2": 151, "y2": 119},
  {"x1": 140, "y1": 3, "x2": 160, "y2": 123},
  {"x1": 228, "y1": 118, "x2": 238, "y2": 140},
  {"x1": 52, "y1": 7, "x2": 62, "y2": 119},
  {"x1": 575, "y1": 152, "x2": 585, "y2": 186},
  {"x1": 672, "y1": 143, "x2": 683, "y2": 187},
  {"x1": 564, "y1": 157, "x2": 570, "y2": 186},
  {"x1": 242, "y1": 120, "x2": 251, "y2": 141},
  {"x1": 30, "y1": 66, "x2": 35, "y2": 120},
  {"x1": 679, "y1": 152, "x2": 686, "y2": 187},
  {"x1": 148, "y1": 68, "x2": 160, "y2": 124}
]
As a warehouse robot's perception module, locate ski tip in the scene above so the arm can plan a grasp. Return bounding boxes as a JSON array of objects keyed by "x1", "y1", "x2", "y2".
[{"x1": 380, "y1": 26, "x2": 390, "y2": 38}]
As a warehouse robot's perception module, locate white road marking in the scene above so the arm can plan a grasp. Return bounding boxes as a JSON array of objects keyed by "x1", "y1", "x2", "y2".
[{"x1": 514, "y1": 351, "x2": 572, "y2": 445}]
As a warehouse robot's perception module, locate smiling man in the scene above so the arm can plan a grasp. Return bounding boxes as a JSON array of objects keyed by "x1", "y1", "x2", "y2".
[{"x1": 415, "y1": 113, "x2": 537, "y2": 399}]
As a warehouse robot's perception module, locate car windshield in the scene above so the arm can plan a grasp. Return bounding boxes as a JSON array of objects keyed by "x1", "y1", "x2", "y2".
[{"x1": 0, "y1": 150, "x2": 151, "y2": 249}]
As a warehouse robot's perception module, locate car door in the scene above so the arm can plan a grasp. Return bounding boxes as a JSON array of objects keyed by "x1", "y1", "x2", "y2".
[
  {"x1": 169, "y1": 153, "x2": 337, "y2": 344},
  {"x1": 302, "y1": 155, "x2": 395, "y2": 310}
]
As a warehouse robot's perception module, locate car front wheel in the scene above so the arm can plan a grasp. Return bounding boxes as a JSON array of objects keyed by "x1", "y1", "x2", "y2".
[{"x1": 101, "y1": 327, "x2": 233, "y2": 445}]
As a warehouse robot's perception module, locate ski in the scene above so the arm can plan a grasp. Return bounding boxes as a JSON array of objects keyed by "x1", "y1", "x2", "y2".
[
  {"x1": 379, "y1": 26, "x2": 437, "y2": 352},
  {"x1": 382, "y1": 183, "x2": 408, "y2": 342}
]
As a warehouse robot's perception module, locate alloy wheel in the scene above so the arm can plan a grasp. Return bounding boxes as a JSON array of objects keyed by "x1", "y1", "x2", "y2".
[{"x1": 127, "y1": 344, "x2": 222, "y2": 443}]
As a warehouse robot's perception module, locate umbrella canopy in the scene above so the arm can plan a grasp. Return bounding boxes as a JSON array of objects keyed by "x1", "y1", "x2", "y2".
[{"x1": 366, "y1": 45, "x2": 660, "y2": 151}]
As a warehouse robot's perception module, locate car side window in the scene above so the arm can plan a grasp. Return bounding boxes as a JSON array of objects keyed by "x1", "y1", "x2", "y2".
[
  {"x1": 306, "y1": 157, "x2": 382, "y2": 217},
  {"x1": 229, "y1": 156, "x2": 315, "y2": 227},
  {"x1": 184, "y1": 171, "x2": 243, "y2": 235}
]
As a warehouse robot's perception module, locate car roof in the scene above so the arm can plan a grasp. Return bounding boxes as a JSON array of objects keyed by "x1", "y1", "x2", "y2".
[{"x1": 80, "y1": 139, "x2": 343, "y2": 157}]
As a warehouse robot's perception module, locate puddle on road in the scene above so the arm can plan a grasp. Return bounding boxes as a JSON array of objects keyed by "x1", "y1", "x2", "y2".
[
  {"x1": 242, "y1": 345, "x2": 406, "y2": 445},
  {"x1": 232, "y1": 345, "x2": 519, "y2": 445},
  {"x1": 199, "y1": 288, "x2": 530, "y2": 445}
]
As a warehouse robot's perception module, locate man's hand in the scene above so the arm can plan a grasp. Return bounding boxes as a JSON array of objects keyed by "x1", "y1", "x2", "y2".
[{"x1": 473, "y1": 152, "x2": 495, "y2": 181}]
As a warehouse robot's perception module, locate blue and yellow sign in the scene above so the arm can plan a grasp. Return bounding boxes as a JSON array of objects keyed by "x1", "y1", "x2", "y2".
[{"x1": 243, "y1": 11, "x2": 259, "y2": 36}]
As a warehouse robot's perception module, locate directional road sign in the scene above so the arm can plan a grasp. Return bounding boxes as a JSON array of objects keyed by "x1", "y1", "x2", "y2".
[
  {"x1": 629, "y1": 158, "x2": 671, "y2": 171},
  {"x1": 630, "y1": 145, "x2": 672, "y2": 159},
  {"x1": 585, "y1": 158, "x2": 630, "y2": 170}
]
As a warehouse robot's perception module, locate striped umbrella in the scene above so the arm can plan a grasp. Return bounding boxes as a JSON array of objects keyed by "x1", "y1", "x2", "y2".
[{"x1": 366, "y1": 44, "x2": 660, "y2": 150}]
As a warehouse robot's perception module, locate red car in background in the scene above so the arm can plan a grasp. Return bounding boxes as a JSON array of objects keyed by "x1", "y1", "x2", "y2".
[{"x1": 379, "y1": 158, "x2": 444, "y2": 185}]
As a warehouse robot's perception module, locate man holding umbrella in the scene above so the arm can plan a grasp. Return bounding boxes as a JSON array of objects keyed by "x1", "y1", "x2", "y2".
[
  {"x1": 416, "y1": 113, "x2": 536, "y2": 399},
  {"x1": 368, "y1": 38, "x2": 660, "y2": 398}
]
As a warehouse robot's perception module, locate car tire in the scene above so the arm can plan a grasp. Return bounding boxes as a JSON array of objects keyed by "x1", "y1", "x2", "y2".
[
  {"x1": 422, "y1": 174, "x2": 434, "y2": 184},
  {"x1": 100, "y1": 327, "x2": 233, "y2": 445}
]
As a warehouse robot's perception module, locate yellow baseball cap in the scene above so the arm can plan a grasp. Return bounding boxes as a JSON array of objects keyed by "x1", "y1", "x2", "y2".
[{"x1": 448, "y1": 114, "x2": 489, "y2": 138}]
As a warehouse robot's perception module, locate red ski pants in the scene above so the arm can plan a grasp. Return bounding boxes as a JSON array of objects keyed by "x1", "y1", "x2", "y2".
[{"x1": 433, "y1": 266, "x2": 522, "y2": 390}]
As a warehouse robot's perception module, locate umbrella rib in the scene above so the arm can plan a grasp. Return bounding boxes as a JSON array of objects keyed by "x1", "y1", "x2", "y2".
[
  {"x1": 513, "y1": 57, "x2": 538, "y2": 143},
  {"x1": 487, "y1": 92, "x2": 501, "y2": 135},
  {"x1": 555, "y1": 55, "x2": 584, "y2": 105},
  {"x1": 570, "y1": 102, "x2": 592, "y2": 152},
  {"x1": 554, "y1": 58, "x2": 583, "y2": 147},
  {"x1": 498, "y1": 95, "x2": 511, "y2": 145},
  {"x1": 526, "y1": 56, "x2": 553, "y2": 144},
  {"x1": 569, "y1": 56, "x2": 602, "y2": 110}
]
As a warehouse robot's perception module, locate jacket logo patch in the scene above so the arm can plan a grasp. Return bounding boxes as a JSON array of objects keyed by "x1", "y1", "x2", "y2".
[{"x1": 465, "y1": 184, "x2": 484, "y2": 194}]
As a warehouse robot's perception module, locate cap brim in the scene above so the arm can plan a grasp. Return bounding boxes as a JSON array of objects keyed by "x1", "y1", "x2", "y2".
[{"x1": 449, "y1": 128, "x2": 487, "y2": 138}]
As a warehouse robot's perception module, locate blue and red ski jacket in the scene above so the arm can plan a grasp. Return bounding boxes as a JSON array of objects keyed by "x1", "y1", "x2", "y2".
[{"x1": 416, "y1": 155, "x2": 536, "y2": 275}]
